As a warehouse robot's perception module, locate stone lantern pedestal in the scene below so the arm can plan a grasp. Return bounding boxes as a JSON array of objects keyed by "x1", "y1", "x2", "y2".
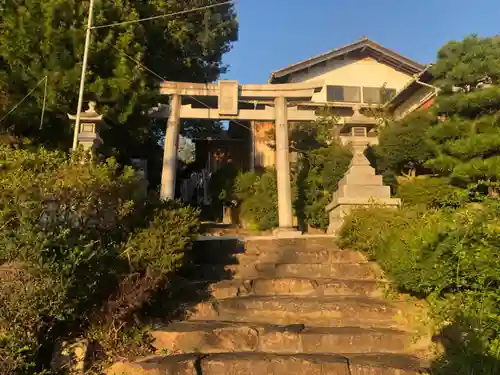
[
  {"x1": 68, "y1": 101, "x2": 103, "y2": 154},
  {"x1": 326, "y1": 106, "x2": 400, "y2": 234}
]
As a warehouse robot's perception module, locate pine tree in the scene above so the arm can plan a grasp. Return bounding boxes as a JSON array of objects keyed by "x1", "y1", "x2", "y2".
[{"x1": 426, "y1": 36, "x2": 500, "y2": 192}]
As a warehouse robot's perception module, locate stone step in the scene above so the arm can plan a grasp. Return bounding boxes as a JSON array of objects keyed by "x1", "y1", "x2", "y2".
[
  {"x1": 237, "y1": 262, "x2": 380, "y2": 280},
  {"x1": 107, "y1": 353, "x2": 427, "y2": 375},
  {"x1": 188, "y1": 262, "x2": 381, "y2": 281},
  {"x1": 236, "y1": 249, "x2": 366, "y2": 264},
  {"x1": 152, "y1": 321, "x2": 412, "y2": 355},
  {"x1": 191, "y1": 238, "x2": 347, "y2": 265},
  {"x1": 188, "y1": 296, "x2": 405, "y2": 329},
  {"x1": 244, "y1": 237, "x2": 337, "y2": 253},
  {"x1": 207, "y1": 278, "x2": 386, "y2": 299}
]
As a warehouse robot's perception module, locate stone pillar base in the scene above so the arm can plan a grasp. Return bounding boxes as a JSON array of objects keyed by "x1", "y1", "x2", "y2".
[
  {"x1": 77, "y1": 132, "x2": 103, "y2": 153},
  {"x1": 326, "y1": 198, "x2": 400, "y2": 234},
  {"x1": 326, "y1": 137, "x2": 401, "y2": 235},
  {"x1": 273, "y1": 227, "x2": 303, "y2": 238}
]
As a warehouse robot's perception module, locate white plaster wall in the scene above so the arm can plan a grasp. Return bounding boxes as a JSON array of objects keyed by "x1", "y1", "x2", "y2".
[
  {"x1": 393, "y1": 86, "x2": 435, "y2": 120},
  {"x1": 288, "y1": 57, "x2": 413, "y2": 102}
]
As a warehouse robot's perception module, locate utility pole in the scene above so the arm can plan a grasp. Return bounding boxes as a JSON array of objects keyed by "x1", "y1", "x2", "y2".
[{"x1": 72, "y1": 0, "x2": 96, "y2": 151}]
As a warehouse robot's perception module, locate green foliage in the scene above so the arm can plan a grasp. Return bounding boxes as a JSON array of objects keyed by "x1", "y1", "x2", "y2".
[
  {"x1": 426, "y1": 112, "x2": 500, "y2": 189},
  {"x1": 288, "y1": 113, "x2": 340, "y2": 152},
  {"x1": 288, "y1": 116, "x2": 351, "y2": 230},
  {"x1": 296, "y1": 144, "x2": 351, "y2": 229},
  {"x1": 209, "y1": 163, "x2": 239, "y2": 205},
  {"x1": 374, "y1": 110, "x2": 436, "y2": 177},
  {"x1": 339, "y1": 201, "x2": 500, "y2": 373},
  {"x1": 123, "y1": 201, "x2": 199, "y2": 275},
  {"x1": 422, "y1": 37, "x2": 500, "y2": 192},
  {"x1": 235, "y1": 169, "x2": 279, "y2": 231},
  {"x1": 0, "y1": 145, "x2": 199, "y2": 374},
  {"x1": 376, "y1": 36, "x2": 500, "y2": 196},
  {"x1": 396, "y1": 177, "x2": 469, "y2": 209},
  {"x1": 0, "y1": 0, "x2": 237, "y2": 176},
  {"x1": 338, "y1": 35, "x2": 500, "y2": 373},
  {"x1": 432, "y1": 35, "x2": 500, "y2": 91},
  {"x1": 436, "y1": 86, "x2": 500, "y2": 118},
  {"x1": 225, "y1": 115, "x2": 351, "y2": 231}
]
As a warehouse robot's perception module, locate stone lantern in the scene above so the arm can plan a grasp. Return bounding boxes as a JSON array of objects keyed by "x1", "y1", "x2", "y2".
[
  {"x1": 326, "y1": 105, "x2": 400, "y2": 234},
  {"x1": 68, "y1": 101, "x2": 103, "y2": 153}
]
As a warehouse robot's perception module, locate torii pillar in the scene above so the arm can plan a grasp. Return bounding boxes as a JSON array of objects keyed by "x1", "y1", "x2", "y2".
[
  {"x1": 273, "y1": 96, "x2": 295, "y2": 233},
  {"x1": 160, "y1": 94, "x2": 181, "y2": 200},
  {"x1": 159, "y1": 80, "x2": 322, "y2": 236}
]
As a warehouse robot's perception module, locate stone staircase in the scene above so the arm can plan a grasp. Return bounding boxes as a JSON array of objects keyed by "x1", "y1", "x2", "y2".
[{"x1": 108, "y1": 237, "x2": 431, "y2": 375}]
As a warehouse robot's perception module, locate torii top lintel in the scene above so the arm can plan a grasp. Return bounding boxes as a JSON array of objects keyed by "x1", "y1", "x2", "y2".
[{"x1": 159, "y1": 80, "x2": 324, "y2": 121}]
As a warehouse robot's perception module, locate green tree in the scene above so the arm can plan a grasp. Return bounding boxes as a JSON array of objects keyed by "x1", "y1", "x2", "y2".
[
  {"x1": 0, "y1": 0, "x2": 237, "y2": 165},
  {"x1": 426, "y1": 36, "x2": 500, "y2": 192},
  {"x1": 374, "y1": 110, "x2": 436, "y2": 180},
  {"x1": 432, "y1": 35, "x2": 500, "y2": 92},
  {"x1": 290, "y1": 115, "x2": 351, "y2": 230},
  {"x1": 374, "y1": 36, "x2": 500, "y2": 194}
]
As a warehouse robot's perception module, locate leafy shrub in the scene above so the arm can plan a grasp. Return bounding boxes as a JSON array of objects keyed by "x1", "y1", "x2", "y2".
[
  {"x1": 123, "y1": 201, "x2": 199, "y2": 275},
  {"x1": 236, "y1": 169, "x2": 279, "y2": 231},
  {"x1": 0, "y1": 145, "x2": 199, "y2": 374},
  {"x1": 208, "y1": 163, "x2": 239, "y2": 205},
  {"x1": 231, "y1": 142, "x2": 351, "y2": 232},
  {"x1": 338, "y1": 206, "x2": 421, "y2": 260},
  {"x1": 396, "y1": 177, "x2": 469, "y2": 208},
  {"x1": 339, "y1": 201, "x2": 500, "y2": 372},
  {"x1": 374, "y1": 110, "x2": 436, "y2": 178},
  {"x1": 296, "y1": 144, "x2": 351, "y2": 229}
]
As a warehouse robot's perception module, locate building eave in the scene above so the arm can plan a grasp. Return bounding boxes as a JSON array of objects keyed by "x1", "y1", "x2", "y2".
[{"x1": 384, "y1": 66, "x2": 435, "y2": 109}]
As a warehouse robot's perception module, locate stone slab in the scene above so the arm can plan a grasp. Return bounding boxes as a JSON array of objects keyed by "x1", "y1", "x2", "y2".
[
  {"x1": 236, "y1": 248, "x2": 366, "y2": 264},
  {"x1": 201, "y1": 353, "x2": 350, "y2": 375},
  {"x1": 191, "y1": 262, "x2": 381, "y2": 281},
  {"x1": 152, "y1": 322, "x2": 410, "y2": 355},
  {"x1": 331, "y1": 197, "x2": 401, "y2": 207},
  {"x1": 189, "y1": 296, "x2": 404, "y2": 329},
  {"x1": 347, "y1": 353, "x2": 426, "y2": 375},
  {"x1": 339, "y1": 185, "x2": 391, "y2": 199},
  {"x1": 244, "y1": 237, "x2": 337, "y2": 253},
  {"x1": 106, "y1": 355, "x2": 198, "y2": 375},
  {"x1": 152, "y1": 323, "x2": 259, "y2": 355},
  {"x1": 272, "y1": 227, "x2": 304, "y2": 238},
  {"x1": 338, "y1": 174, "x2": 383, "y2": 187},
  {"x1": 207, "y1": 278, "x2": 385, "y2": 299},
  {"x1": 233, "y1": 262, "x2": 381, "y2": 280}
]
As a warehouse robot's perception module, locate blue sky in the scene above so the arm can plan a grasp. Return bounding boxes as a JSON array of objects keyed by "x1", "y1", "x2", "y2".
[{"x1": 222, "y1": 0, "x2": 500, "y2": 84}]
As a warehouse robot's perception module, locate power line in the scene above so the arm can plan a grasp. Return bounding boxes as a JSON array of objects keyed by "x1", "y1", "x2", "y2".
[
  {"x1": 107, "y1": 44, "x2": 313, "y2": 155},
  {"x1": 108, "y1": 42, "x2": 252, "y2": 130},
  {"x1": 0, "y1": 76, "x2": 48, "y2": 125},
  {"x1": 92, "y1": 1, "x2": 235, "y2": 30}
]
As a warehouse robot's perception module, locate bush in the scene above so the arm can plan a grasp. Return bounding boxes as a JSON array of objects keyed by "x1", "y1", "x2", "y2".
[
  {"x1": 230, "y1": 143, "x2": 351, "y2": 232},
  {"x1": 396, "y1": 177, "x2": 469, "y2": 208},
  {"x1": 296, "y1": 144, "x2": 351, "y2": 229},
  {"x1": 236, "y1": 169, "x2": 279, "y2": 231},
  {"x1": 208, "y1": 163, "x2": 239, "y2": 205},
  {"x1": 374, "y1": 110, "x2": 436, "y2": 178},
  {"x1": 339, "y1": 201, "x2": 500, "y2": 372},
  {"x1": 0, "y1": 145, "x2": 199, "y2": 374}
]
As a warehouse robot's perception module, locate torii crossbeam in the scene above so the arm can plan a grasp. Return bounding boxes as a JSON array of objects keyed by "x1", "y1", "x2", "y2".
[{"x1": 159, "y1": 80, "x2": 323, "y2": 236}]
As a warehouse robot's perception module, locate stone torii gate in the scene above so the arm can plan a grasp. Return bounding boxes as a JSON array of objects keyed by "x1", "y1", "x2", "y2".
[{"x1": 159, "y1": 80, "x2": 323, "y2": 236}]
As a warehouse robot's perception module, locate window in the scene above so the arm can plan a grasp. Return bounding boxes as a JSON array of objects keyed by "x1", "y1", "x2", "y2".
[
  {"x1": 352, "y1": 127, "x2": 367, "y2": 137},
  {"x1": 362, "y1": 87, "x2": 397, "y2": 104},
  {"x1": 327, "y1": 86, "x2": 361, "y2": 103}
]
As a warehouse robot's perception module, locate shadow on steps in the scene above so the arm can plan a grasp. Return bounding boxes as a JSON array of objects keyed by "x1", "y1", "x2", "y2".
[{"x1": 140, "y1": 238, "x2": 242, "y2": 323}]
